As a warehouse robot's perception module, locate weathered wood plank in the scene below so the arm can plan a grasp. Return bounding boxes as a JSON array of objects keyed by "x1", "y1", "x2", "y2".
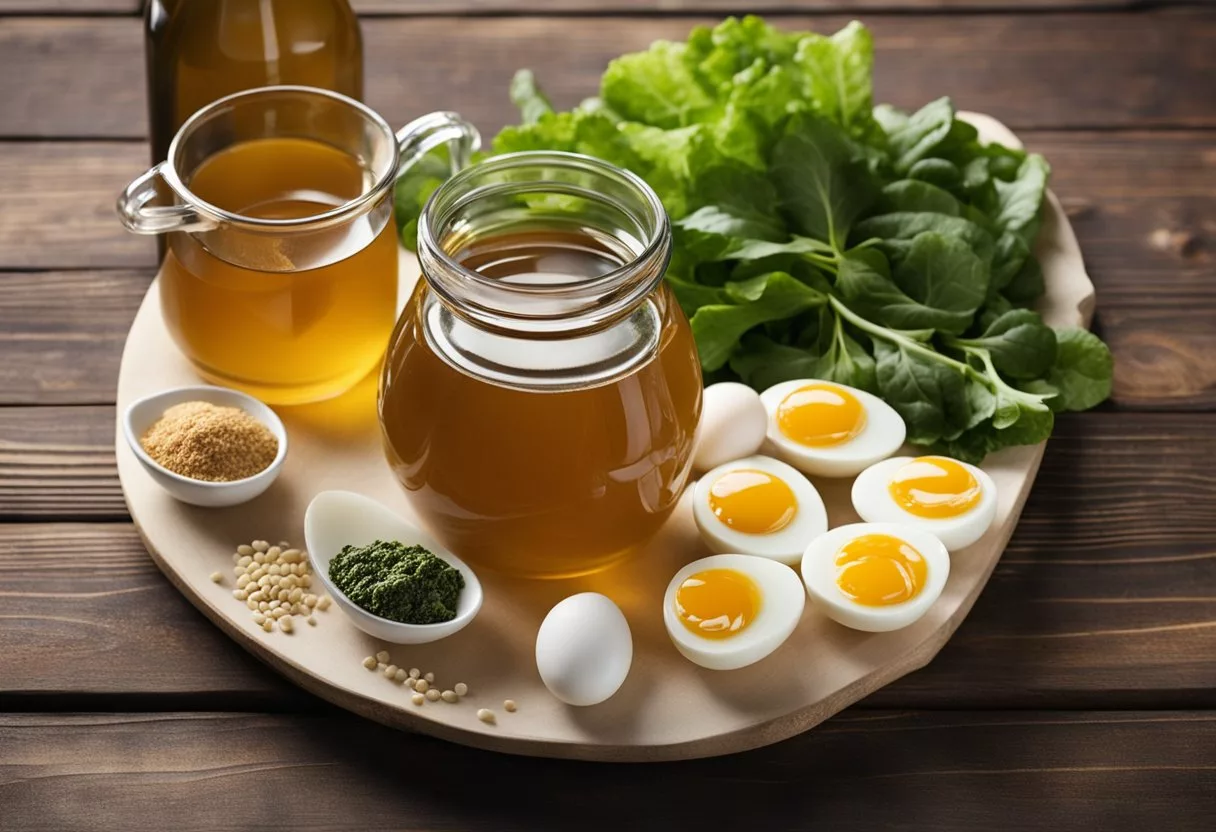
[
  {"x1": 0, "y1": 711, "x2": 1214, "y2": 831},
  {"x1": 0, "y1": 144, "x2": 153, "y2": 270},
  {"x1": 0, "y1": 0, "x2": 137, "y2": 11},
  {"x1": 0, "y1": 407, "x2": 123, "y2": 518},
  {"x1": 356, "y1": 0, "x2": 1165, "y2": 10},
  {"x1": 0, "y1": 413, "x2": 1213, "y2": 705},
  {"x1": 0, "y1": 0, "x2": 1166, "y2": 14},
  {"x1": 0, "y1": 524, "x2": 297, "y2": 704},
  {"x1": 0, "y1": 270, "x2": 150, "y2": 405},
  {"x1": 0, "y1": 11, "x2": 1212, "y2": 139}
]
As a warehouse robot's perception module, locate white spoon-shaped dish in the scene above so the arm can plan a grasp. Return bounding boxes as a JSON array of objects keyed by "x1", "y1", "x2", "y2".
[{"x1": 305, "y1": 490, "x2": 483, "y2": 644}]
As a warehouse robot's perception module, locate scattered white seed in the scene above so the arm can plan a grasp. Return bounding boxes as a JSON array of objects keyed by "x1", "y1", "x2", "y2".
[
  {"x1": 412, "y1": 693, "x2": 425, "y2": 706},
  {"x1": 209, "y1": 571, "x2": 223, "y2": 584},
  {"x1": 375, "y1": 650, "x2": 390, "y2": 664},
  {"x1": 237, "y1": 544, "x2": 255, "y2": 556},
  {"x1": 307, "y1": 616, "x2": 317, "y2": 626},
  {"x1": 426, "y1": 689, "x2": 441, "y2": 702},
  {"x1": 394, "y1": 668, "x2": 408, "y2": 683},
  {"x1": 362, "y1": 656, "x2": 377, "y2": 670},
  {"x1": 406, "y1": 678, "x2": 417, "y2": 690},
  {"x1": 454, "y1": 682, "x2": 468, "y2": 697},
  {"x1": 408, "y1": 668, "x2": 421, "y2": 679},
  {"x1": 278, "y1": 540, "x2": 291, "y2": 548},
  {"x1": 252, "y1": 613, "x2": 266, "y2": 625},
  {"x1": 384, "y1": 664, "x2": 399, "y2": 679},
  {"x1": 233, "y1": 590, "x2": 248, "y2": 601},
  {"x1": 477, "y1": 709, "x2": 496, "y2": 725},
  {"x1": 252, "y1": 540, "x2": 269, "y2": 553},
  {"x1": 278, "y1": 617, "x2": 293, "y2": 633},
  {"x1": 414, "y1": 679, "x2": 429, "y2": 693},
  {"x1": 424, "y1": 672, "x2": 435, "y2": 683},
  {"x1": 262, "y1": 619, "x2": 274, "y2": 633},
  {"x1": 504, "y1": 700, "x2": 518, "y2": 713},
  {"x1": 441, "y1": 690, "x2": 458, "y2": 703}
]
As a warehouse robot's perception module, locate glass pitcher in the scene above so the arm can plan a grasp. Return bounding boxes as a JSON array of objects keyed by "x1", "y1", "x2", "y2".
[
  {"x1": 117, "y1": 86, "x2": 480, "y2": 404},
  {"x1": 379, "y1": 153, "x2": 704, "y2": 578}
]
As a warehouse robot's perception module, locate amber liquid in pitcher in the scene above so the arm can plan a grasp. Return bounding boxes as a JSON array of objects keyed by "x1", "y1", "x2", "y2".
[
  {"x1": 380, "y1": 229, "x2": 703, "y2": 578},
  {"x1": 160, "y1": 137, "x2": 398, "y2": 404}
]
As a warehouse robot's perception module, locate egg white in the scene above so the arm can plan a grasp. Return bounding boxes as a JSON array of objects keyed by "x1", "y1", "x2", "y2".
[
  {"x1": 663, "y1": 554, "x2": 806, "y2": 671},
  {"x1": 801, "y1": 522, "x2": 950, "y2": 633},
  {"x1": 760, "y1": 379, "x2": 907, "y2": 478},
  {"x1": 851, "y1": 456, "x2": 997, "y2": 551},
  {"x1": 692, "y1": 455, "x2": 828, "y2": 565},
  {"x1": 693, "y1": 382, "x2": 768, "y2": 474}
]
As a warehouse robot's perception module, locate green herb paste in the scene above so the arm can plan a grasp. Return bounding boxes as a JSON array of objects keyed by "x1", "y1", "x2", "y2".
[{"x1": 328, "y1": 540, "x2": 464, "y2": 624}]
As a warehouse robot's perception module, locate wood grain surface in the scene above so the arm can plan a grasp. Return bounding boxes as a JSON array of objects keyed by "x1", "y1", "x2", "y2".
[
  {"x1": 0, "y1": 0, "x2": 1174, "y2": 16},
  {"x1": 1, "y1": 0, "x2": 1214, "y2": 821},
  {"x1": 1, "y1": 11, "x2": 1212, "y2": 139},
  {"x1": 1, "y1": 711, "x2": 1214, "y2": 832}
]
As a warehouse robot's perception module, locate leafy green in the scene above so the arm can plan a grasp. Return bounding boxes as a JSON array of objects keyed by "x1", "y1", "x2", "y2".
[
  {"x1": 769, "y1": 112, "x2": 881, "y2": 249},
  {"x1": 690, "y1": 271, "x2": 828, "y2": 371},
  {"x1": 394, "y1": 15, "x2": 1115, "y2": 461},
  {"x1": 1024, "y1": 327, "x2": 1114, "y2": 411}
]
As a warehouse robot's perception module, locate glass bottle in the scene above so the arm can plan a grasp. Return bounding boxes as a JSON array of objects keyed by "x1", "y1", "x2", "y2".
[{"x1": 144, "y1": 0, "x2": 364, "y2": 165}]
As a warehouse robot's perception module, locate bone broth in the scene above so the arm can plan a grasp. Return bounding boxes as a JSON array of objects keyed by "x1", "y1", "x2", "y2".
[
  {"x1": 159, "y1": 136, "x2": 398, "y2": 403},
  {"x1": 379, "y1": 229, "x2": 702, "y2": 578}
]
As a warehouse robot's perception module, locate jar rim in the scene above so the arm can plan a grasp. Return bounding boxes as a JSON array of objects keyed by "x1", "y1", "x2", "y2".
[
  {"x1": 416, "y1": 151, "x2": 671, "y2": 331},
  {"x1": 161, "y1": 85, "x2": 398, "y2": 232}
]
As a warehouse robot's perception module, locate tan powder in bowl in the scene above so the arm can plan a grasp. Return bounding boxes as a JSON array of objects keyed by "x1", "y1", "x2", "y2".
[{"x1": 140, "y1": 400, "x2": 278, "y2": 482}]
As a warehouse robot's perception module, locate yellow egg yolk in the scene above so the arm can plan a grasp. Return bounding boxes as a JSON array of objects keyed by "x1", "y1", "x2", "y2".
[
  {"x1": 708, "y1": 469, "x2": 799, "y2": 535},
  {"x1": 835, "y1": 534, "x2": 927, "y2": 606},
  {"x1": 777, "y1": 383, "x2": 867, "y2": 447},
  {"x1": 675, "y1": 568, "x2": 762, "y2": 640},
  {"x1": 889, "y1": 456, "x2": 982, "y2": 519}
]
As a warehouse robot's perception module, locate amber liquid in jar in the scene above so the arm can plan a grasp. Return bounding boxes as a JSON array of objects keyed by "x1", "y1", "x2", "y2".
[
  {"x1": 379, "y1": 229, "x2": 702, "y2": 578},
  {"x1": 160, "y1": 137, "x2": 398, "y2": 404}
]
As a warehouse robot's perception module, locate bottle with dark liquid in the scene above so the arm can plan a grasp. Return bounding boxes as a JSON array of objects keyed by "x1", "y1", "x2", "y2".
[{"x1": 144, "y1": 0, "x2": 363, "y2": 164}]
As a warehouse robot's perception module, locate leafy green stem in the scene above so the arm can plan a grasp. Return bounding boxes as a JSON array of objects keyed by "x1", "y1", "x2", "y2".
[{"x1": 829, "y1": 295, "x2": 969, "y2": 372}]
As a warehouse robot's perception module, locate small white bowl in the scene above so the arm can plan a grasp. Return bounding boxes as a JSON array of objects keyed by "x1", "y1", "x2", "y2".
[
  {"x1": 122, "y1": 385, "x2": 287, "y2": 508},
  {"x1": 304, "y1": 490, "x2": 483, "y2": 644}
]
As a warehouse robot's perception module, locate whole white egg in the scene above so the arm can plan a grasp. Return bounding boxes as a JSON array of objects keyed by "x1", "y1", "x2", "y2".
[
  {"x1": 801, "y1": 522, "x2": 950, "y2": 633},
  {"x1": 760, "y1": 379, "x2": 906, "y2": 478},
  {"x1": 693, "y1": 382, "x2": 768, "y2": 473},
  {"x1": 535, "y1": 593, "x2": 632, "y2": 707},
  {"x1": 663, "y1": 553, "x2": 805, "y2": 670},
  {"x1": 852, "y1": 455, "x2": 997, "y2": 551},
  {"x1": 692, "y1": 455, "x2": 827, "y2": 565}
]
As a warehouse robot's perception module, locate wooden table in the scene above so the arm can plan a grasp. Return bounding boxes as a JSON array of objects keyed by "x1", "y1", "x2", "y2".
[{"x1": 1, "y1": 1, "x2": 1214, "y2": 828}]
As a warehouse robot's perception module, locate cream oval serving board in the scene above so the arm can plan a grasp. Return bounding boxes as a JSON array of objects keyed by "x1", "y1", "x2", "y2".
[{"x1": 116, "y1": 114, "x2": 1094, "y2": 761}]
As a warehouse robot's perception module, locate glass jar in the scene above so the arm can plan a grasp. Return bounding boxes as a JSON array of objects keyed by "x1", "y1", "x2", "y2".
[
  {"x1": 379, "y1": 153, "x2": 703, "y2": 579},
  {"x1": 117, "y1": 86, "x2": 479, "y2": 404}
]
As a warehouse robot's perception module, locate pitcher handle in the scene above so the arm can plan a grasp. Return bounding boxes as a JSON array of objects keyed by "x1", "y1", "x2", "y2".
[
  {"x1": 395, "y1": 111, "x2": 481, "y2": 181},
  {"x1": 116, "y1": 162, "x2": 218, "y2": 235}
]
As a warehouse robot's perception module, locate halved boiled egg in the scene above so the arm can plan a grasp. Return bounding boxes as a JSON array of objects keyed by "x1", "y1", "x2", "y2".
[
  {"x1": 801, "y1": 522, "x2": 950, "y2": 632},
  {"x1": 760, "y1": 380, "x2": 906, "y2": 478},
  {"x1": 664, "y1": 554, "x2": 805, "y2": 670},
  {"x1": 852, "y1": 455, "x2": 997, "y2": 551},
  {"x1": 692, "y1": 455, "x2": 828, "y2": 565}
]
